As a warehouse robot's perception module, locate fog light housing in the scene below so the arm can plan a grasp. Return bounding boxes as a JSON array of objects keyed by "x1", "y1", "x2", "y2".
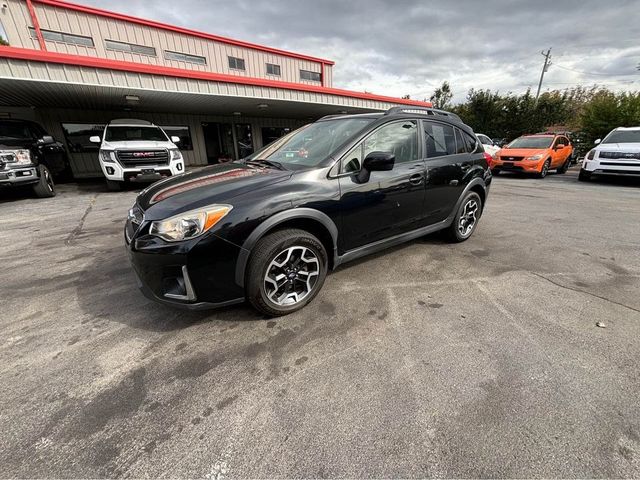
[
  {"x1": 105, "y1": 166, "x2": 115, "y2": 175},
  {"x1": 162, "y1": 265, "x2": 195, "y2": 301},
  {"x1": 176, "y1": 163, "x2": 183, "y2": 172}
]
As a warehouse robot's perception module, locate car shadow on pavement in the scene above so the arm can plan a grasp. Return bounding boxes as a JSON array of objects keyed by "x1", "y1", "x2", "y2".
[{"x1": 74, "y1": 244, "x2": 263, "y2": 333}]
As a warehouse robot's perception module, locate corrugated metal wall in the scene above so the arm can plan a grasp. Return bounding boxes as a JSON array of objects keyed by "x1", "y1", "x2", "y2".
[
  {"x1": 0, "y1": 0, "x2": 331, "y2": 86},
  {"x1": 34, "y1": 107, "x2": 306, "y2": 177}
]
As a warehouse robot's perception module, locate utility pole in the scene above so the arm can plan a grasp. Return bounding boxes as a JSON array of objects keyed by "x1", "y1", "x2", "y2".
[{"x1": 535, "y1": 48, "x2": 552, "y2": 102}]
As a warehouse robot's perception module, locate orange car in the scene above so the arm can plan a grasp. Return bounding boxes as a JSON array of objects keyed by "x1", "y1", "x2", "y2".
[{"x1": 492, "y1": 134, "x2": 573, "y2": 178}]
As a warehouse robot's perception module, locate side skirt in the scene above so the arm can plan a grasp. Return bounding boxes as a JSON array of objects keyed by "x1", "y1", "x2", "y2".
[{"x1": 334, "y1": 217, "x2": 452, "y2": 268}]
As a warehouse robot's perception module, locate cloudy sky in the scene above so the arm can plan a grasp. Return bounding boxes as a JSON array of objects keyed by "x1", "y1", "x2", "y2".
[{"x1": 79, "y1": 0, "x2": 640, "y2": 103}]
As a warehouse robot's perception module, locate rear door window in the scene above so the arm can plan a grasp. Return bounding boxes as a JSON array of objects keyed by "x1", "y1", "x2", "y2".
[{"x1": 423, "y1": 121, "x2": 456, "y2": 158}]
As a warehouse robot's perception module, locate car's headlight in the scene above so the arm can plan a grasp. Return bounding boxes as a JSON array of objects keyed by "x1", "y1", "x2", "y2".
[
  {"x1": 526, "y1": 154, "x2": 544, "y2": 161},
  {"x1": 170, "y1": 149, "x2": 183, "y2": 161},
  {"x1": 586, "y1": 149, "x2": 596, "y2": 160},
  {"x1": 149, "y1": 205, "x2": 232, "y2": 242},
  {"x1": 100, "y1": 150, "x2": 115, "y2": 163},
  {"x1": 1, "y1": 149, "x2": 32, "y2": 165}
]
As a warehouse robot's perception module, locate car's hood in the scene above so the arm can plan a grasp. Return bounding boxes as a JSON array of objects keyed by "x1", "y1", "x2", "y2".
[
  {"x1": 138, "y1": 162, "x2": 292, "y2": 219},
  {"x1": 596, "y1": 142, "x2": 640, "y2": 152},
  {"x1": 498, "y1": 148, "x2": 548, "y2": 158},
  {"x1": 0, "y1": 138, "x2": 34, "y2": 149},
  {"x1": 101, "y1": 140, "x2": 174, "y2": 150}
]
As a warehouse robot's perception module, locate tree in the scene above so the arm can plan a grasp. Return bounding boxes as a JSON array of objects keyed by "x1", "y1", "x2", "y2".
[{"x1": 430, "y1": 81, "x2": 453, "y2": 110}]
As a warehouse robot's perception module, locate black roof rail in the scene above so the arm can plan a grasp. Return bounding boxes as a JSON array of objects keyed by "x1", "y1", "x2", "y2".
[{"x1": 384, "y1": 106, "x2": 462, "y2": 123}]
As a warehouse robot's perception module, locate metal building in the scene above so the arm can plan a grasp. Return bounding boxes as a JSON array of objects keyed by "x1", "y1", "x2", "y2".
[{"x1": 0, "y1": 0, "x2": 431, "y2": 177}]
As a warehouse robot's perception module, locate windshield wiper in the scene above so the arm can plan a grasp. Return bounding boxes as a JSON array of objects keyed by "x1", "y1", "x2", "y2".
[{"x1": 244, "y1": 159, "x2": 286, "y2": 170}]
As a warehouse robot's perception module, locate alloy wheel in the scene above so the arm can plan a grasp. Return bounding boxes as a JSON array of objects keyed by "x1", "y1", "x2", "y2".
[
  {"x1": 44, "y1": 168, "x2": 54, "y2": 192},
  {"x1": 458, "y1": 199, "x2": 479, "y2": 237},
  {"x1": 264, "y1": 246, "x2": 320, "y2": 306},
  {"x1": 541, "y1": 161, "x2": 549, "y2": 178}
]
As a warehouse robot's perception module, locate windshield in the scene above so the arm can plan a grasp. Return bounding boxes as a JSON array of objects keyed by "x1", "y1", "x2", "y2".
[
  {"x1": 602, "y1": 130, "x2": 640, "y2": 144},
  {"x1": 0, "y1": 122, "x2": 31, "y2": 140},
  {"x1": 506, "y1": 136, "x2": 553, "y2": 149},
  {"x1": 247, "y1": 118, "x2": 374, "y2": 168},
  {"x1": 105, "y1": 126, "x2": 167, "y2": 142}
]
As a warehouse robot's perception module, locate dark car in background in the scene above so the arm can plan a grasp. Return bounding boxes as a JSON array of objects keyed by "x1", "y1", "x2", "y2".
[
  {"x1": 0, "y1": 119, "x2": 70, "y2": 198},
  {"x1": 125, "y1": 107, "x2": 492, "y2": 316}
]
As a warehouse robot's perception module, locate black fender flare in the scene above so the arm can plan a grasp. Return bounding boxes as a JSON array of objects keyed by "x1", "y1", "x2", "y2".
[
  {"x1": 234, "y1": 208, "x2": 339, "y2": 287},
  {"x1": 446, "y1": 177, "x2": 488, "y2": 224}
]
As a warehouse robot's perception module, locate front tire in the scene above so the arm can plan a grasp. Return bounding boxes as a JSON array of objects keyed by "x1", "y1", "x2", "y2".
[
  {"x1": 445, "y1": 191, "x2": 482, "y2": 243},
  {"x1": 246, "y1": 228, "x2": 328, "y2": 316},
  {"x1": 578, "y1": 169, "x2": 592, "y2": 182},
  {"x1": 106, "y1": 179, "x2": 122, "y2": 191},
  {"x1": 538, "y1": 159, "x2": 551, "y2": 178},
  {"x1": 32, "y1": 164, "x2": 56, "y2": 198}
]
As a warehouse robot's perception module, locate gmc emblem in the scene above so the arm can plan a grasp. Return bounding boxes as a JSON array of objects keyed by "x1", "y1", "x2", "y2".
[{"x1": 133, "y1": 152, "x2": 155, "y2": 158}]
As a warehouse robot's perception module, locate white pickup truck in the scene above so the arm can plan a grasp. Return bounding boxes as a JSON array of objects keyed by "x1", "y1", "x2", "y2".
[{"x1": 90, "y1": 119, "x2": 185, "y2": 190}]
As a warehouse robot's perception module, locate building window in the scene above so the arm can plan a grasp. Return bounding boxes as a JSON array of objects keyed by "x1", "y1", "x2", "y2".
[
  {"x1": 266, "y1": 63, "x2": 281, "y2": 76},
  {"x1": 29, "y1": 27, "x2": 94, "y2": 47},
  {"x1": 105, "y1": 39, "x2": 156, "y2": 56},
  {"x1": 61, "y1": 123, "x2": 105, "y2": 153},
  {"x1": 165, "y1": 50, "x2": 207, "y2": 65},
  {"x1": 235, "y1": 124, "x2": 254, "y2": 158},
  {"x1": 0, "y1": 20, "x2": 9, "y2": 45},
  {"x1": 160, "y1": 125, "x2": 193, "y2": 150},
  {"x1": 300, "y1": 69, "x2": 321, "y2": 82},
  {"x1": 261, "y1": 127, "x2": 290, "y2": 145},
  {"x1": 228, "y1": 56, "x2": 246, "y2": 71}
]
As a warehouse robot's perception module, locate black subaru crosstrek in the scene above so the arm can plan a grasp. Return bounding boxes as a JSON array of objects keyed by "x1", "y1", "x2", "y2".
[{"x1": 126, "y1": 107, "x2": 491, "y2": 316}]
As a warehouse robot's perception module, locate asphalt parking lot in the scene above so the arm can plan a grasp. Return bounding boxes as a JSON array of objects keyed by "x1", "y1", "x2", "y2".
[{"x1": 1, "y1": 167, "x2": 639, "y2": 478}]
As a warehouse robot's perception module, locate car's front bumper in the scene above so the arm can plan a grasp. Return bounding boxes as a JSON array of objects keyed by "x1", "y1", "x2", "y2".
[
  {"x1": 582, "y1": 159, "x2": 640, "y2": 176},
  {"x1": 100, "y1": 158, "x2": 184, "y2": 183},
  {"x1": 126, "y1": 219, "x2": 246, "y2": 309},
  {"x1": 0, "y1": 166, "x2": 38, "y2": 187},
  {"x1": 492, "y1": 158, "x2": 543, "y2": 173}
]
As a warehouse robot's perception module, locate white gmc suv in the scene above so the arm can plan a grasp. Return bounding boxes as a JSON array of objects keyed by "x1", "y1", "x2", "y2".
[
  {"x1": 580, "y1": 126, "x2": 640, "y2": 181},
  {"x1": 90, "y1": 119, "x2": 185, "y2": 190}
]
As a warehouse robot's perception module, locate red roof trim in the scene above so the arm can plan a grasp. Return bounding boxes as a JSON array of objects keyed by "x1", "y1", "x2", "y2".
[
  {"x1": 0, "y1": 46, "x2": 432, "y2": 108},
  {"x1": 25, "y1": 0, "x2": 46, "y2": 51},
  {"x1": 33, "y1": 0, "x2": 335, "y2": 66}
]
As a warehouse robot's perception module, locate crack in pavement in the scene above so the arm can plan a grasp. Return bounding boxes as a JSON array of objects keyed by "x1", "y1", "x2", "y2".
[
  {"x1": 530, "y1": 271, "x2": 640, "y2": 314},
  {"x1": 65, "y1": 194, "x2": 98, "y2": 246}
]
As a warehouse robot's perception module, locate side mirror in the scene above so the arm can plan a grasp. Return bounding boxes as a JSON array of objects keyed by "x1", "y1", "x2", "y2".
[
  {"x1": 594, "y1": 139, "x2": 601, "y2": 145},
  {"x1": 357, "y1": 151, "x2": 395, "y2": 183},
  {"x1": 170, "y1": 135, "x2": 181, "y2": 144},
  {"x1": 89, "y1": 135, "x2": 101, "y2": 143},
  {"x1": 38, "y1": 135, "x2": 54, "y2": 144}
]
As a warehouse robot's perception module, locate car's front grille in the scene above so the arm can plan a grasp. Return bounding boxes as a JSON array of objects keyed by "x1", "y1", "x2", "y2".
[
  {"x1": 500, "y1": 156, "x2": 524, "y2": 162},
  {"x1": 599, "y1": 151, "x2": 640, "y2": 160},
  {"x1": 116, "y1": 149, "x2": 169, "y2": 167},
  {"x1": 600, "y1": 162, "x2": 640, "y2": 167}
]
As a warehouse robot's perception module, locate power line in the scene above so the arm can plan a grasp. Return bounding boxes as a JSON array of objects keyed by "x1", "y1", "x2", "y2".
[{"x1": 553, "y1": 63, "x2": 637, "y2": 77}]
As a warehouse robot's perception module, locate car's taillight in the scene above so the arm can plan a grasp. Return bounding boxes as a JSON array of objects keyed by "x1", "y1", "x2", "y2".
[{"x1": 483, "y1": 152, "x2": 493, "y2": 167}]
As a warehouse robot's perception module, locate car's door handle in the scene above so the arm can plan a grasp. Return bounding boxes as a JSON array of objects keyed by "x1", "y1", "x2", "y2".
[
  {"x1": 461, "y1": 164, "x2": 471, "y2": 172},
  {"x1": 409, "y1": 173, "x2": 424, "y2": 185}
]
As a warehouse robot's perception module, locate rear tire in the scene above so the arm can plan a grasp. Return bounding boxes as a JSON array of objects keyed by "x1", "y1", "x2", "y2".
[
  {"x1": 246, "y1": 228, "x2": 328, "y2": 316},
  {"x1": 106, "y1": 179, "x2": 122, "y2": 191},
  {"x1": 32, "y1": 164, "x2": 56, "y2": 198},
  {"x1": 557, "y1": 158, "x2": 570, "y2": 174},
  {"x1": 578, "y1": 169, "x2": 592, "y2": 182},
  {"x1": 445, "y1": 191, "x2": 482, "y2": 243}
]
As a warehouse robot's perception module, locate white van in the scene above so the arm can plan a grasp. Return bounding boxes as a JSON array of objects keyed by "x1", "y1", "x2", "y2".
[{"x1": 90, "y1": 119, "x2": 185, "y2": 190}]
